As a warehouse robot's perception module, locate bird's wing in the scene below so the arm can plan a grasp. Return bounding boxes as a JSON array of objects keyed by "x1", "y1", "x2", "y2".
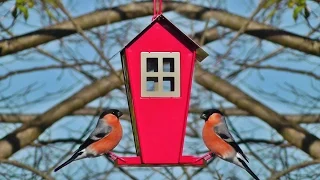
[
  {"x1": 78, "y1": 119, "x2": 113, "y2": 150},
  {"x1": 54, "y1": 119, "x2": 112, "y2": 172},
  {"x1": 214, "y1": 117, "x2": 249, "y2": 163}
]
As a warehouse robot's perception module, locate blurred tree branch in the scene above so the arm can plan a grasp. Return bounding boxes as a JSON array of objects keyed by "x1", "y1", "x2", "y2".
[
  {"x1": 194, "y1": 66, "x2": 320, "y2": 159},
  {"x1": 268, "y1": 159, "x2": 320, "y2": 180},
  {"x1": 0, "y1": 5, "x2": 319, "y2": 159},
  {"x1": 0, "y1": 71, "x2": 123, "y2": 159},
  {"x1": 1, "y1": 66, "x2": 320, "y2": 159},
  {"x1": 0, "y1": 1, "x2": 319, "y2": 58},
  {"x1": 0, "y1": 159, "x2": 54, "y2": 180},
  {"x1": 0, "y1": 2, "x2": 319, "y2": 179},
  {"x1": 0, "y1": 62, "x2": 95, "y2": 81},
  {"x1": 236, "y1": 63, "x2": 320, "y2": 80},
  {"x1": 1, "y1": 108, "x2": 319, "y2": 124}
]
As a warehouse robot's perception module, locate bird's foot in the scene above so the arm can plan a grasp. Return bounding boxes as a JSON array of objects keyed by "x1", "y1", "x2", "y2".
[
  {"x1": 194, "y1": 152, "x2": 214, "y2": 162},
  {"x1": 107, "y1": 152, "x2": 126, "y2": 162}
]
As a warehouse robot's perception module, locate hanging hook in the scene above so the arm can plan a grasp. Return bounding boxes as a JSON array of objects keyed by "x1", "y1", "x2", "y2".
[{"x1": 152, "y1": 0, "x2": 163, "y2": 21}]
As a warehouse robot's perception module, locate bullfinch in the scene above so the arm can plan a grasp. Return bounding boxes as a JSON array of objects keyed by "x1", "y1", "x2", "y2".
[
  {"x1": 199, "y1": 109, "x2": 259, "y2": 180},
  {"x1": 54, "y1": 109, "x2": 124, "y2": 172}
]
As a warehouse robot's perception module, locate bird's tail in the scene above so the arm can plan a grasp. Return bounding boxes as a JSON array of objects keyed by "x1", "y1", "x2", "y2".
[
  {"x1": 237, "y1": 158, "x2": 260, "y2": 180},
  {"x1": 54, "y1": 151, "x2": 83, "y2": 172}
]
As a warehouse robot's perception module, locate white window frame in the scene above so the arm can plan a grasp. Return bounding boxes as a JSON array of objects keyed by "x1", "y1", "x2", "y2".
[{"x1": 141, "y1": 52, "x2": 180, "y2": 97}]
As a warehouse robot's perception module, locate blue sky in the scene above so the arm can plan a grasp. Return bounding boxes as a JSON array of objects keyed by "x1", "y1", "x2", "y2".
[{"x1": 0, "y1": 0, "x2": 319, "y2": 179}]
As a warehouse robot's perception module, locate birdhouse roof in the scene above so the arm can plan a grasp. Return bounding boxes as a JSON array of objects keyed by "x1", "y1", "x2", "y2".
[{"x1": 121, "y1": 14, "x2": 208, "y2": 62}]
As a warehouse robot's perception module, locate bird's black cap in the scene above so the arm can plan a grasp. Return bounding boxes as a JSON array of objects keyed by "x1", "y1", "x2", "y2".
[
  {"x1": 99, "y1": 109, "x2": 123, "y2": 119},
  {"x1": 200, "y1": 108, "x2": 223, "y2": 121}
]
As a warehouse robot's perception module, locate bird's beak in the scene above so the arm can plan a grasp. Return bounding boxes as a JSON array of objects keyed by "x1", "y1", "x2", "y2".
[
  {"x1": 117, "y1": 111, "x2": 123, "y2": 118},
  {"x1": 200, "y1": 113, "x2": 207, "y2": 120}
]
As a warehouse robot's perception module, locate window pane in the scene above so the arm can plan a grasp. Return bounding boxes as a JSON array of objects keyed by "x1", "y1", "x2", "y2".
[
  {"x1": 163, "y1": 58, "x2": 174, "y2": 72},
  {"x1": 147, "y1": 58, "x2": 158, "y2": 72},
  {"x1": 163, "y1": 77, "x2": 174, "y2": 91},
  {"x1": 147, "y1": 77, "x2": 158, "y2": 91}
]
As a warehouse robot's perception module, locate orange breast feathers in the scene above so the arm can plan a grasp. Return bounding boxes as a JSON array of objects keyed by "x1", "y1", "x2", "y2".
[
  {"x1": 202, "y1": 118, "x2": 234, "y2": 158},
  {"x1": 90, "y1": 115, "x2": 123, "y2": 155}
]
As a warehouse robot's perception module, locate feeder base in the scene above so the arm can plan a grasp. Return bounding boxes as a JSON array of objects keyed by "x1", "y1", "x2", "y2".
[{"x1": 114, "y1": 156, "x2": 206, "y2": 166}]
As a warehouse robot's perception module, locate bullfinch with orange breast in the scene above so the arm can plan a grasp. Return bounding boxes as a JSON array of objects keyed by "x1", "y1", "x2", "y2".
[
  {"x1": 199, "y1": 109, "x2": 260, "y2": 180},
  {"x1": 54, "y1": 109, "x2": 124, "y2": 172}
]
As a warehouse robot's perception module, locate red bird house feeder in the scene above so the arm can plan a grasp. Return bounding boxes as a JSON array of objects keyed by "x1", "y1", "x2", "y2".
[{"x1": 117, "y1": 14, "x2": 208, "y2": 166}]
